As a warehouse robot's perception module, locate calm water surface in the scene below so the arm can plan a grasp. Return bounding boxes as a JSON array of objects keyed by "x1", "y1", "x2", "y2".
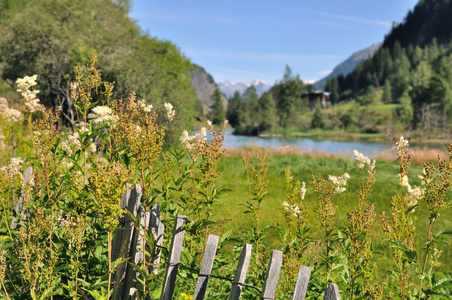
[{"x1": 204, "y1": 130, "x2": 444, "y2": 157}]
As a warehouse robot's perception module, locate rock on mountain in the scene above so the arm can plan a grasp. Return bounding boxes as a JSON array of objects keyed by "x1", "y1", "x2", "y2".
[
  {"x1": 190, "y1": 65, "x2": 227, "y2": 115},
  {"x1": 218, "y1": 79, "x2": 271, "y2": 98},
  {"x1": 314, "y1": 42, "x2": 382, "y2": 90}
]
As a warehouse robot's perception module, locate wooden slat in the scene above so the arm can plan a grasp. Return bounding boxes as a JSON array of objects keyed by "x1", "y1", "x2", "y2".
[
  {"x1": 292, "y1": 265, "x2": 311, "y2": 300},
  {"x1": 124, "y1": 206, "x2": 151, "y2": 298},
  {"x1": 160, "y1": 215, "x2": 187, "y2": 300},
  {"x1": 261, "y1": 249, "x2": 283, "y2": 299},
  {"x1": 193, "y1": 235, "x2": 220, "y2": 300},
  {"x1": 323, "y1": 283, "x2": 340, "y2": 300},
  {"x1": 150, "y1": 204, "x2": 165, "y2": 274},
  {"x1": 111, "y1": 184, "x2": 142, "y2": 300},
  {"x1": 228, "y1": 243, "x2": 252, "y2": 300},
  {"x1": 11, "y1": 166, "x2": 33, "y2": 229}
]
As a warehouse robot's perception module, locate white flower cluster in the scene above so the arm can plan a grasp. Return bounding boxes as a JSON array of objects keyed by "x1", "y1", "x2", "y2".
[
  {"x1": 283, "y1": 201, "x2": 302, "y2": 218},
  {"x1": 0, "y1": 97, "x2": 23, "y2": 123},
  {"x1": 395, "y1": 135, "x2": 409, "y2": 150},
  {"x1": 300, "y1": 182, "x2": 307, "y2": 200},
  {"x1": 88, "y1": 106, "x2": 118, "y2": 125},
  {"x1": 398, "y1": 174, "x2": 425, "y2": 210},
  {"x1": 418, "y1": 167, "x2": 432, "y2": 185},
  {"x1": 1, "y1": 157, "x2": 24, "y2": 181},
  {"x1": 164, "y1": 102, "x2": 175, "y2": 122},
  {"x1": 61, "y1": 124, "x2": 96, "y2": 157},
  {"x1": 329, "y1": 173, "x2": 350, "y2": 194},
  {"x1": 16, "y1": 75, "x2": 42, "y2": 113},
  {"x1": 180, "y1": 126, "x2": 207, "y2": 150},
  {"x1": 353, "y1": 150, "x2": 375, "y2": 171},
  {"x1": 138, "y1": 100, "x2": 153, "y2": 113}
]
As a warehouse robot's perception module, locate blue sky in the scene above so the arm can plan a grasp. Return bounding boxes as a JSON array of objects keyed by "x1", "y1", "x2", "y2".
[{"x1": 129, "y1": 0, "x2": 419, "y2": 85}]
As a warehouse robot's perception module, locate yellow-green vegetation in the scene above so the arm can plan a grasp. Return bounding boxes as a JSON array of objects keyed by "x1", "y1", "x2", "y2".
[{"x1": 1, "y1": 58, "x2": 452, "y2": 299}]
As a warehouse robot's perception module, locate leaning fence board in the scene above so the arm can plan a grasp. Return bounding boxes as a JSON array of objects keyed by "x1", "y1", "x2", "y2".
[
  {"x1": 292, "y1": 265, "x2": 311, "y2": 300},
  {"x1": 150, "y1": 204, "x2": 165, "y2": 275},
  {"x1": 193, "y1": 234, "x2": 220, "y2": 300},
  {"x1": 123, "y1": 206, "x2": 151, "y2": 299},
  {"x1": 11, "y1": 166, "x2": 33, "y2": 229},
  {"x1": 323, "y1": 283, "x2": 340, "y2": 300},
  {"x1": 111, "y1": 184, "x2": 142, "y2": 300},
  {"x1": 160, "y1": 214, "x2": 187, "y2": 300},
  {"x1": 228, "y1": 243, "x2": 252, "y2": 300},
  {"x1": 261, "y1": 249, "x2": 283, "y2": 300}
]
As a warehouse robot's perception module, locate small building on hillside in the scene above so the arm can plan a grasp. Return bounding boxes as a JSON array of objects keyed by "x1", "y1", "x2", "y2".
[{"x1": 301, "y1": 91, "x2": 331, "y2": 110}]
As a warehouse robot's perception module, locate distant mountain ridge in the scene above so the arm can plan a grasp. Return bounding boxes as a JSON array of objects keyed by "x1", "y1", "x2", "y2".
[
  {"x1": 190, "y1": 65, "x2": 227, "y2": 115},
  {"x1": 314, "y1": 42, "x2": 382, "y2": 90},
  {"x1": 218, "y1": 79, "x2": 271, "y2": 98}
]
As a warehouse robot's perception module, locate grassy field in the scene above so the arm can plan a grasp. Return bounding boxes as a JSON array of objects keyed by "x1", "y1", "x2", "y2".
[{"x1": 210, "y1": 150, "x2": 452, "y2": 276}]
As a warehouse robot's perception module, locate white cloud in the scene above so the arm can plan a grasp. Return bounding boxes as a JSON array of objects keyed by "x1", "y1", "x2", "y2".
[
  {"x1": 307, "y1": 10, "x2": 391, "y2": 27},
  {"x1": 316, "y1": 70, "x2": 332, "y2": 76}
]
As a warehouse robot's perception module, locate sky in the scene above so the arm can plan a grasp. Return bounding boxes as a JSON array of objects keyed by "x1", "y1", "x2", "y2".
[{"x1": 129, "y1": 0, "x2": 419, "y2": 86}]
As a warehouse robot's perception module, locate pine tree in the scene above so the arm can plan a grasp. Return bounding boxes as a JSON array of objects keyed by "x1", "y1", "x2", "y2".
[{"x1": 210, "y1": 88, "x2": 225, "y2": 125}]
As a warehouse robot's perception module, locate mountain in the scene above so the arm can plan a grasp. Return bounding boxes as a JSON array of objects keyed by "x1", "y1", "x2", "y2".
[
  {"x1": 218, "y1": 79, "x2": 271, "y2": 98},
  {"x1": 190, "y1": 65, "x2": 227, "y2": 115},
  {"x1": 314, "y1": 42, "x2": 382, "y2": 90}
]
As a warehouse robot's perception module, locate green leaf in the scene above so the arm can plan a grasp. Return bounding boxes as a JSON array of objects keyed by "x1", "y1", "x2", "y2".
[{"x1": 381, "y1": 238, "x2": 417, "y2": 261}]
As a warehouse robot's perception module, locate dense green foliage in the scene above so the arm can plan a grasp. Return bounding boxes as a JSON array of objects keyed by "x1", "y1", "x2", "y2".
[
  {"x1": 0, "y1": 0, "x2": 201, "y2": 133},
  {"x1": 324, "y1": 0, "x2": 452, "y2": 138}
]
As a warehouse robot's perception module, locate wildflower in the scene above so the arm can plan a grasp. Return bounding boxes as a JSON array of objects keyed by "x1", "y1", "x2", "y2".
[
  {"x1": 207, "y1": 119, "x2": 212, "y2": 128},
  {"x1": 16, "y1": 75, "x2": 42, "y2": 113},
  {"x1": 283, "y1": 201, "x2": 302, "y2": 217},
  {"x1": 353, "y1": 150, "x2": 370, "y2": 169},
  {"x1": 61, "y1": 141, "x2": 73, "y2": 156},
  {"x1": 200, "y1": 127, "x2": 207, "y2": 137},
  {"x1": 88, "y1": 106, "x2": 118, "y2": 125},
  {"x1": 164, "y1": 102, "x2": 175, "y2": 122},
  {"x1": 181, "y1": 293, "x2": 193, "y2": 300},
  {"x1": 1, "y1": 157, "x2": 24, "y2": 180},
  {"x1": 398, "y1": 174, "x2": 409, "y2": 187},
  {"x1": 329, "y1": 172, "x2": 350, "y2": 194},
  {"x1": 3, "y1": 108, "x2": 23, "y2": 123},
  {"x1": 138, "y1": 99, "x2": 153, "y2": 112},
  {"x1": 300, "y1": 182, "x2": 306, "y2": 200},
  {"x1": 395, "y1": 135, "x2": 409, "y2": 149}
]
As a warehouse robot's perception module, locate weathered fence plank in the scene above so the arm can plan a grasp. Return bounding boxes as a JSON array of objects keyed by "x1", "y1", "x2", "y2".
[
  {"x1": 228, "y1": 243, "x2": 252, "y2": 300},
  {"x1": 150, "y1": 204, "x2": 165, "y2": 275},
  {"x1": 123, "y1": 206, "x2": 151, "y2": 299},
  {"x1": 292, "y1": 265, "x2": 311, "y2": 300},
  {"x1": 193, "y1": 234, "x2": 220, "y2": 300},
  {"x1": 11, "y1": 166, "x2": 33, "y2": 229},
  {"x1": 160, "y1": 214, "x2": 187, "y2": 300},
  {"x1": 323, "y1": 283, "x2": 340, "y2": 300},
  {"x1": 261, "y1": 249, "x2": 283, "y2": 300},
  {"x1": 111, "y1": 184, "x2": 142, "y2": 300}
]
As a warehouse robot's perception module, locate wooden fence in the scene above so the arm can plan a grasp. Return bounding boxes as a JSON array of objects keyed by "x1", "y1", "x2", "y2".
[
  {"x1": 111, "y1": 184, "x2": 340, "y2": 300},
  {"x1": 11, "y1": 169, "x2": 340, "y2": 300}
]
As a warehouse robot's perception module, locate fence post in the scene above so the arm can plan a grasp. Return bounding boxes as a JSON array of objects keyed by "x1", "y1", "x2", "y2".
[
  {"x1": 111, "y1": 184, "x2": 142, "y2": 300},
  {"x1": 292, "y1": 265, "x2": 311, "y2": 300},
  {"x1": 323, "y1": 283, "x2": 340, "y2": 300},
  {"x1": 260, "y1": 249, "x2": 283, "y2": 300},
  {"x1": 160, "y1": 215, "x2": 187, "y2": 300},
  {"x1": 150, "y1": 204, "x2": 165, "y2": 275},
  {"x1": 11, "y1": 166, "x2": 33, "y2": 229},
  {"x1": 228, "y1": 243, "x2": 252, "y2": 300},
  {"x1": 193, "y1": 234, "x2": 220, "y2": 300}
]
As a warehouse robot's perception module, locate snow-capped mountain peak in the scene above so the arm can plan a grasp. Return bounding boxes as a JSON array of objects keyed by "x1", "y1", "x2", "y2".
[{"x1": 218, "y1": 79, "x2": 271, "y2": 98}]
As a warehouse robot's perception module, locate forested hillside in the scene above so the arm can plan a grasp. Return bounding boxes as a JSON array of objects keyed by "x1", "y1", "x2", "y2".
[
  {"x1": 0, "y1": 0, "x2": 201, "y2": 132},
  {"x1": 325, "y1": 0, "x2": 452, "y2": 138}
]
